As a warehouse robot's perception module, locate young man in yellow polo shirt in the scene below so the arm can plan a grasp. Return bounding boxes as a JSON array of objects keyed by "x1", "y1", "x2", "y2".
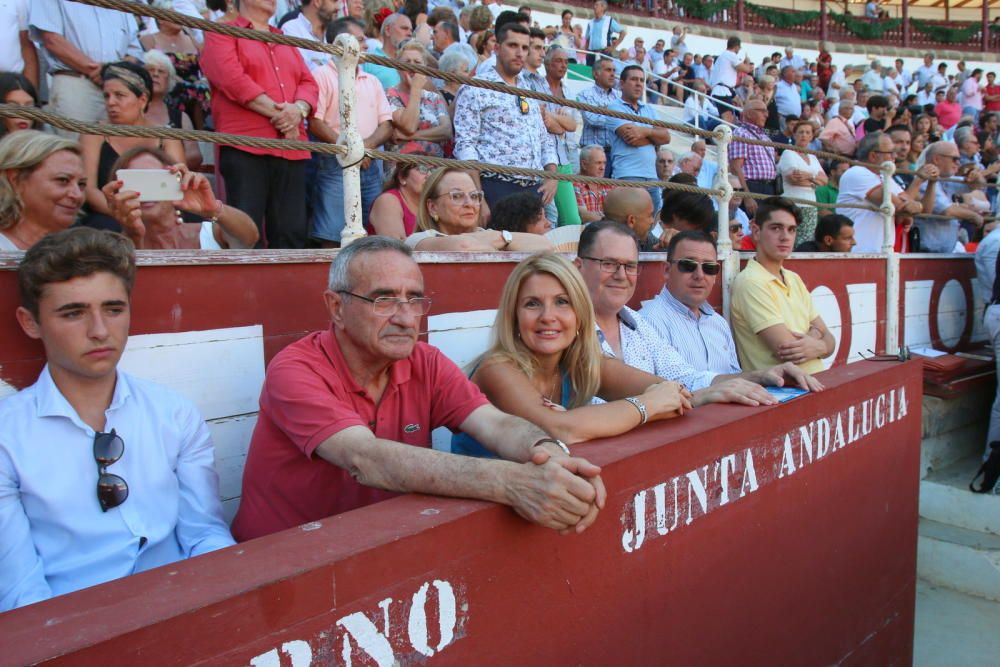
[{"x1": 730, "y1": 197, "x2": 836, "y2": 374}]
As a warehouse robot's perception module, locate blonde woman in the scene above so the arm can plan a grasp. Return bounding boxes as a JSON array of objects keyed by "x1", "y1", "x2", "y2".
[
  {"x1": 451, "y1": 253, "x2": 691, "y2": 457},
  {"x1": 405, "y1": 167, "x2": 551, "y2": 252},
  {"x1": 0, "y1": 131, "x2": 86, "y2": 250}
]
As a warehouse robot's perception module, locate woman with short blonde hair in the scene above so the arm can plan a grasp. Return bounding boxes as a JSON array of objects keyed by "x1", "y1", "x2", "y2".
[
  {"x1": 451, "y1": 252, "x2": 691, "y2": 457},
  {"x1": 406, "y1": 167, "x2": 551, "y2": 252},
  {"x1": 0, "y1": 131, "x2": 85, "y2": 250}
]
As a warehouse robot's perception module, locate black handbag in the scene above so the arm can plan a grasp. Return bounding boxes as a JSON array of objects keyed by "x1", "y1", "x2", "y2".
[{"x1": 969, "y1": 441, "x2": 1000, "y2": 494}]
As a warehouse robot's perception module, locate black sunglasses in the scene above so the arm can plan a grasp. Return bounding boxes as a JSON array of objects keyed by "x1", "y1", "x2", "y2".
[
  {"x1": 94, "y1": 429, "x2": 128, "y2": 512},
  {"x1": 671, "y1": 258, "x2": 721, "y2": 275},
  {"x1": 517, "y1": 95, "x2": 529, "y2": 115}
]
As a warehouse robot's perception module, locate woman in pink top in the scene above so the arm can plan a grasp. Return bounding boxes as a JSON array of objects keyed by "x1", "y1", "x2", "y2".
[
  {"x1": 368, "y1": 162, "x2": 430, "y2": 239},
  {"x1": 935, "y1": 88, "x2": 962, "y2": 130}
]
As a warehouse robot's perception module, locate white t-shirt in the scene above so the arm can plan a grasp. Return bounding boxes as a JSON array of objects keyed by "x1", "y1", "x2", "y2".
[
  {"x1": 710, "y1": 49, "x2": 742, "y2": 96},
  {"x1": 836, "y1": 166, "x2": 901, "y2": 253},
  {"x1": 0, "y1": 0, "x2": 29, "y2": 73}
]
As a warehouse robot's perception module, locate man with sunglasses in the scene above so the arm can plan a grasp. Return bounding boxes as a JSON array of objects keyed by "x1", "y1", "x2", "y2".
[
  {"x1": 232, "y1": 236, "x2": 606, "y2": 542},
  {"x1": 578, "y1": 223, "x2": 818, "y2": 411},
  {"x1": 730, "y1": 198, "x2": 835, "y2": 374},
  {"x1": 0, "y1": 228, "x2": 234, "y2": 612},
  {"x1": 914, "y1": 140, "x2": 985, "y2": 252}
]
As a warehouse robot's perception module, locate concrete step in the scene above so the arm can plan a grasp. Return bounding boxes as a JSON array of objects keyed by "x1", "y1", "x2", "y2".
[
  {"x1": 920, "y1": 422, "x2": 987, "y2": 479},
  {"x1": 913, "y1": 579, "x2": 1000, "y2": 667},
  {"x1": 917, "y1": 519, "x2": 1000, "y2": 601},
  {"x1": 922, "y1": 393, "x2": 993, "y2": 440},
  {"x1": 920, "y1": 455, "x2": 1000, "y2": 535}
]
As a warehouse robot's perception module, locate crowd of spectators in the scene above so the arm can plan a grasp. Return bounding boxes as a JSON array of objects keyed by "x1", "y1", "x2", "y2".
[
  {"x1": 3, "y1": 0, "x2": 1000, "y2": 614},
  {"x1": 1, "y1": 0, "x2": 997, "y2": 254}
]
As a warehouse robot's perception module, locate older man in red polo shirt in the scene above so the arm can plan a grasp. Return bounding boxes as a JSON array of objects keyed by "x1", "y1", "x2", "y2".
[
  {"x1": 201, "y1": 0, "x2": 318, "y2": 249},
  {"x1": 232, "y1": 237, "x2": 606, "y2": 540}
]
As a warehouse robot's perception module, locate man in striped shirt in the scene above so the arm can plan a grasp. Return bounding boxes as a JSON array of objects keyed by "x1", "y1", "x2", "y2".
[
  {"x1": 730, "y1": 99, "x2": 777, "y2": 217},
  {"x1": 639, "y1": 230, "x2": 823, "y2": 391}
]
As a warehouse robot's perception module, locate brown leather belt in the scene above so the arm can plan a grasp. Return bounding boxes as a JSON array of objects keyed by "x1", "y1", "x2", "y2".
[{"x1": 51, "y1": 70, "x2": 88, "y2": 79}]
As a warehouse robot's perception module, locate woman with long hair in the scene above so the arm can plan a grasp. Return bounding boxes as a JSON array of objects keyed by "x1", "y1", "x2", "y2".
[
  {"x1": 0, "y1": 131, "x2": 85, "y2": 250},
  {"x1": 406, "y1": 167, "x2": 551, "y2": 251},
  {"x1": 368, "y1": 162, "x2": 431, "y2": 239},
  {"x1": 451, "y1": 252, "x2": 691, "y2": 457},
  {"x1": 0, "y1": 73, "x2": 39, "y2": 137}
]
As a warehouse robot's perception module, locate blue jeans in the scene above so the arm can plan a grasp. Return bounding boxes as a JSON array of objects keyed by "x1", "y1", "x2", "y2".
[{"x1": 309, "y1": 153, "x2": 383, "y2": 243}]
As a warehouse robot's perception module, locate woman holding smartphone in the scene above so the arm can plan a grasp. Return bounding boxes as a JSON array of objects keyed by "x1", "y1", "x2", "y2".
[
  {"x1": 101, "y1": 146, "x2": 258, "y2": 250},
  {"x1": 79, "y1": 62, "x2": 185, "y2": 227},
  {"x1": 451, "y1": 252, "x2": 691, "y2": 458}
]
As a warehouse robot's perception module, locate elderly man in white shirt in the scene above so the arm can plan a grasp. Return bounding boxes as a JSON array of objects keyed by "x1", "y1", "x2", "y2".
[
  {"x1": 29, "y1": 0, "x2": 144, "y2": 138},
  {"x1": 0, "y1": 228, "x2": 234, "y2": 612}
]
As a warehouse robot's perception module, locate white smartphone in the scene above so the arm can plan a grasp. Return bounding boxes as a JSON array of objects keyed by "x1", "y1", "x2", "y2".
[{"x1": 116, "y1": 169, "x2": 183, "y2": 202}]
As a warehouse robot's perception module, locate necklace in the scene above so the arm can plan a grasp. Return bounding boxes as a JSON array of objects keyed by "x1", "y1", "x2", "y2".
[
  {"x1": 5, "y1": 227, "x2": 38, "y2": 249},
  {"x1": 539, "y1": 372, "x2": 561, "y2": 404}
]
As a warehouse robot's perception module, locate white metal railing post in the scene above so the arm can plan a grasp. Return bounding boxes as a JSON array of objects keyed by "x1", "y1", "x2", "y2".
[
  {"x1": 334, "y1": 33, "x2": 366, "y2": 247},
  {"x1": 713, "y1": 124, "x2": 738, "y2": 321},
  {"x1": 880, "y1": 160, "x2": 900, "y2": 355}
]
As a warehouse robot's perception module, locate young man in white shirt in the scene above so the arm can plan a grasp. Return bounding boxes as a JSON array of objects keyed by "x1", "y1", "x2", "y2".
[
  {"x1": 710, "y1": 37, "x2": 753, "y2": 123},
  {"x1": 0, "y1": 228, "x2": 235, "y2": 612}
]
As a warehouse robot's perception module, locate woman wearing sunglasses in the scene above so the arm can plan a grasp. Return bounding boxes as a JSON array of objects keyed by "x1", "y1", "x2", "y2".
[
  {"x1": 451, "y1": 252, "x2": 691, "y2": 458},
  {"x1": 405, "y1": 167, "x2": 552, "y2": 252}
]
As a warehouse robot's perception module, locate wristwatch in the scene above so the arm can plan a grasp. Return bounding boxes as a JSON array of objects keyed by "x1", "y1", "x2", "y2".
[
  {"x1": 294, "y1": 100, "x2": 310, "y2": 120},
  {"x1": 500, "y1": 230, "x2": 513, "y2": 250},
  {"x1": 532, "y1": 437, "x2": 570, "y2": 455}
]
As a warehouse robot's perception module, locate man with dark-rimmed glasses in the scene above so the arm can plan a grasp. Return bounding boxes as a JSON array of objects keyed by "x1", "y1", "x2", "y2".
[
  {"x1": 232, "y1": 236, "x2": 606, "y2": 542},
  {"x1": 0, "y1": 228, "x2": 234, "y2": 612},
  {"x1": 577, "y1": 223, "x2": 820, "y2": 410}
]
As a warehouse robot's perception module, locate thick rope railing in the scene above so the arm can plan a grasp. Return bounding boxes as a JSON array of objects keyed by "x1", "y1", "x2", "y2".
[
  {"x1": 0, "y1": 104, "x2": 721, "y2": 196},
  {"x1": 69, "y1": 0, "x2": 979, "y2": 188},
  {"x1": 64, "y1": 0, "x2": 718, "y2": 140}
]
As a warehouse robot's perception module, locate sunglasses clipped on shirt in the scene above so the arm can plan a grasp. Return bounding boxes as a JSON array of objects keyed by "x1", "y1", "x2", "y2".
[
  {"x1": 94, "y1": 429, "x2": 128, "y2": 512},
  {"x1": 670, "y1": 258, "x2": 722, "y2": 276},
  {"x1": 517, "y1": 95, "x2": 530, "y2": 115}
]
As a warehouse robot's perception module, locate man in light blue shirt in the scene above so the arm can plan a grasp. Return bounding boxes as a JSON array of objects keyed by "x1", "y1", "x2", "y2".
[
  {"x1": 583, "y1": 0, "x2": 625, "y2": 66},
  {"x1": 640, "y1": 230, "x2": 823, "y2": 392},
  {"x1": 608, "y1": 65, "x2": 671, "y2": 214},
  {"x1": 29, "y1": 0, "x2": 143, "y2": 138},
  {"x1": 0, "y1": 228, "x2": 234, "y2": 612}
]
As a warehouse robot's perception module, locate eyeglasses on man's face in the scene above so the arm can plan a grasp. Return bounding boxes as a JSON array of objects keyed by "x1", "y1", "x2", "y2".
[
  {"x1": 435, "y1": 190, "x2": 484, "y2": 205},
  {"x1": 579, "y1": 256, "x2": 641, "y2": 276},
  {"x1": 337, "y1": 291, "x2": 433, "y2": 316}
]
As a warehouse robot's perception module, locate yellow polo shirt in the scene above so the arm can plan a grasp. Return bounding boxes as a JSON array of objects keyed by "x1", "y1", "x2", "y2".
[{"x1": 730, "y1": 258, "x2": 824, "y2": 375}]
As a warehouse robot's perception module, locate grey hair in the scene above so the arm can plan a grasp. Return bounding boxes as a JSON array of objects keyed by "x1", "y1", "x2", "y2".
[
  {"x1": 856, "y1": 131, "x2": 885, "y2": 162},
  {"x1": 580, "y1": 144, "x2": 605, "y2": 162},
  {"x1": 544, "y1": 46, "x2": 570, "y2": 65},
  {"x1": 678, "y1": 151, "x2": 700, "y2": 165},
  {"x1": 440, "y1": 43, "x2": 478, "y2": 73},
  {"x1": 381, "y1": 12, "x2": 403, "y2": 36},
  {"x1": 143, "y1": 49, "x2": 177, "y2": 90},
  {"x1": 953, "y1": 126, "x2": 976, "y2": 152},
  {"x1": 327, "y1": 236, "x2": 414, "y2": 291}
]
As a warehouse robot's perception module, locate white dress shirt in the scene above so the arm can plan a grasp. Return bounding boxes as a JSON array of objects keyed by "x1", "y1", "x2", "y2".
[
  {"x1": 0, "y1": 0, "x2": 29, "y2": 74},
  {"x1": 29, "y1": 0, "x2": 143, "y2": 72},
  {"x1": 0, "y1": 367, "x2": 234, "y2": 612},
  {"x1": 639, "y1": 288, "x2": 743, "y2": 376},
  {"x1": 281, "y1": 12, "x2": 330, "y2": 70}
]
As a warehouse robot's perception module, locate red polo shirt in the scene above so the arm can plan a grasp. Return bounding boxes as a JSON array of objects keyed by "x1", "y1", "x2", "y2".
[
  {"x1": 231, "y1": 329, "x2": 489, "y2": 541},
  {"x1": 200, "y1": 16, "x2": 318, "y2": 160}
]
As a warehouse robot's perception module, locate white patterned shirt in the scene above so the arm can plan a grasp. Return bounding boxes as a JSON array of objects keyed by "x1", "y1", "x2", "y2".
[
  {"x1": 453, "y1": 65, "x2": 556, "y2": 170},
  {"x1": 639, "y1": 288, "x2": 743, "y2": 375},
  {"x1": 596, "y1": 307, "x2": 717, "y2": 391}
]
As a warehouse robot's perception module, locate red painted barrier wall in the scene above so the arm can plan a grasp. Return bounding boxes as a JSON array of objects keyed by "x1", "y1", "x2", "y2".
[{"x1": 0, "y1": 360, "x2": 922, "y2": 666}]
